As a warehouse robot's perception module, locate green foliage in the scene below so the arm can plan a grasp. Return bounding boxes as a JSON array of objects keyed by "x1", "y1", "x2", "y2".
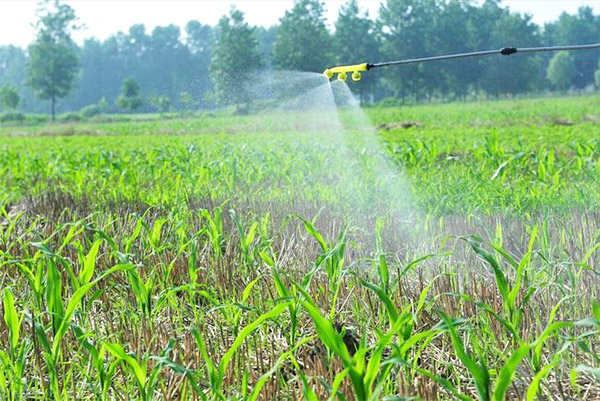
[
  {"x1": 0, "y1": 96, "x2": 599, "y2": 400},
  {"x1": 79, "y1": 97, "x2": 108, "y2": 118},
  {"x1": 209, "y1": 8, "x2": 261, "y2": 108},
  {"x1": 58, "y1": 111, "x2": 83, "y2": 122},
  {"x1": 547, "y1": 52, "x2": 576, "y2": 91},
  {"x1": 148, "y1": 94, "x2": 172, "y2": 113},
  {"x1": 274, "y1": 0, "x2": 332, "y2": 72},
  {"x1": 1, "y1": 2, "x2": 599, "y2": 112},
  {"x1": 0, "y1": 112, "x2": 25, "y2": 124},
  {"x1": 334, "y1": 0, "x2": 379, "y2": 103},
  {"x1": 481, "y1": 10, "x2": 543, "y2": 97},
  {"x1": 116, "y1": 78, "x2": 143, "y2": 112},
  {"x1": 544, "y1": 7, "x2": 600, "y2": 89},
  {"x1": 25, "y1": 0, "x2": 79, "y2": 121},
  {"x1": 179, "y1": 91, "x2": 198, "y2": 111},
  {"x1": 0, "y1": 85, "x2": 19, "y2": 111},
  {"x1": 80, "y1": 104, "x2": 101, "y2": 118}
]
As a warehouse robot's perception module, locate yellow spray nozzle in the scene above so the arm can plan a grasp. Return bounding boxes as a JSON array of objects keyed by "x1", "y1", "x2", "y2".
[{"x1": 323, "y1": 63, "x2": 369, "y2": 82}]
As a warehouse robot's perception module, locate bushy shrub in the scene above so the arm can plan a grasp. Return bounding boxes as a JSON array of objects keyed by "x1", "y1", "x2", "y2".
[
  {"x1": 80, "y1": 104, "x2": 101, "y2": 118},
  {"x1": 59, "y1": 112, "x2": 83, "y2": 122},
  {"x1": 27, "y1": 114, "x2": 50, "y2": 124},
  {"x1": 375, "y1": 98, "x2": 402, "y2": 108},
  {"x1": 0, "y1": 112, "x2": 25, "y2": 123},
  {"x1": 80, "y1": 97, "x2": 108, "y2": 117}
]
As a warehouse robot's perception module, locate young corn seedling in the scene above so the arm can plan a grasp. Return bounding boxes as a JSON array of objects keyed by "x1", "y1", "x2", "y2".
[
  {"x1": 260, "y1": 250, "x2": 301, "y2": 346},
  {"x1": 127, "y1": 269, "x2": 155, "y2": 319},
  {"x1": 105, "y1": 339, "x2": 192, "y2": 401},
  {"x1": 191, "y1": 301, "x2": 290, "y2": 400},
  {"x1": 201, "y1": 207, "x2": 225, "y2": 263},
  {"x1": 26, "y1": 237, "x2": 134, "y2": 401},
  {"x1": 298, "y1": 284, "x2": 439, "y2": 401},
  {"x1": 462, "y1": 225, "x2": 539, "y2": 343},
  {"x1": 229, "y1": 209, "x2": 259, "y2": 268},
  {"x1": 301, "y1": 217, "x2": 349, "y2": 319},
  {"x1": 0, "y1": 288, "x2": 27, "y2": 401}
]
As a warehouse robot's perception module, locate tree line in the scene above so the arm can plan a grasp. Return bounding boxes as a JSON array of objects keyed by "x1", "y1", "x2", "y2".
[{"x1": 0, "y1": 0, "x2": 599, "y2": 119}]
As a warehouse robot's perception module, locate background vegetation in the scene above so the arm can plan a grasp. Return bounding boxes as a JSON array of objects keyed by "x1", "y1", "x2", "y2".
[{"x1": 0, "y1": 0, "x2": 599, "y2": 118}]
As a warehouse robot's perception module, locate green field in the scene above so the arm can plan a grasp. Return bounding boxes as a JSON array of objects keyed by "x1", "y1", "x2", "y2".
[{"x1": 1, "y1": 95, "x2": 599, "y2": 400}]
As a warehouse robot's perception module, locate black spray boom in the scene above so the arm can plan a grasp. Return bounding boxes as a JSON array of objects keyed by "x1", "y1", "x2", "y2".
[{"x1": 323, "y1": 43, "x2": 600, "y2": 82}]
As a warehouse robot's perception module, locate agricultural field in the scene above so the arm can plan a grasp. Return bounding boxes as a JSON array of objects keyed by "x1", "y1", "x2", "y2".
[{"x1": 1, "y1": 94, "x2": 599, "y2": 400}]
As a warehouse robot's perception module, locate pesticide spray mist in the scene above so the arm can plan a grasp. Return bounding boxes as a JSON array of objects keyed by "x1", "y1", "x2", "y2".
[{"x1": 227, "y1": 70, "x2": 420, "y2": 251}]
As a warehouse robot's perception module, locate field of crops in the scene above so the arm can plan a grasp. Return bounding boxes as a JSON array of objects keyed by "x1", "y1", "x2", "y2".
[{"x1": 1, "y1": 95, "x2": 599, "y2": 400}]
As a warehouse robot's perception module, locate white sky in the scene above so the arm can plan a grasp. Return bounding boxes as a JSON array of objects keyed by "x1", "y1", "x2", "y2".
[{"x1": 0, "y1": 0, "x2": 598, "y2": 48}]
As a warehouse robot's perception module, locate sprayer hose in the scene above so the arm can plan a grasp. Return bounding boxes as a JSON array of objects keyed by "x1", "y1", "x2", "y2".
[{"x1": 369, "y1": 43, "x2": 600, "y2": 69}]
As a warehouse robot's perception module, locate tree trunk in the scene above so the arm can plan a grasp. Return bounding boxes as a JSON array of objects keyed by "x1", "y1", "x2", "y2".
[{"x1": 51, "y1": 96, "x2": 56, "y2": 122}]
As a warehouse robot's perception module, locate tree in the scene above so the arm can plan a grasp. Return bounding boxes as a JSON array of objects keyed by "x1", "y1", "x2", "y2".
[
  {"x1": 149, "y1": 94, "x2": 171, "y2": 113},
  {"x1": 378, "y1": 0, "x2": 438, "y2": 102},
  {"x1": 546, "y1": 52, "x2": 576, "y2": 92},
  {"x1": 0, "y1": 85, "x2": 19, "y2": 111},
  {"x1": 595, "y1": 62, "x2": 600, "y2": 90},
  {"x1": 180, "y1": 91, "x2": 198, "y2": 110},
  {"x1": 26, "y1": 0, "x2": 79, "y2": 121},
  {"x1": 274, "y1": 0, "x2": 332, "y2": 72},
  {"x1": 209, "y1": 7, "x2": 261, "y2": 110},
  {"x1": 256, "y1": 26, "x2": 277, "y2": 69},
  {"x1": 334, "y1": 0, "x2": 380, "y2": 104},
  {"x1": 185, "y1": 21, "x2": 213, "y2": 103},
  {"x1": 544, "y1": 7, "x2": 600, "y2": 89},
  {"x1": 480, "y1": 10, "x2": 543, "y2": 97},
  {"x1": 435, "y1": 0, "x2": 478, "y2": 100},
  {"x1": 186, "y1": 21, "x2": 213, "y2": 57},
  {"x1": 116, "y1": 78, "x2": 143, "y2": 112}
]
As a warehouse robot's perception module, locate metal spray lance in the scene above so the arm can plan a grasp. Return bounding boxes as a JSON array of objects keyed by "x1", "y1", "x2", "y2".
[{"x1": 323, "y1": 43, "x2": 600, "y2": 82}]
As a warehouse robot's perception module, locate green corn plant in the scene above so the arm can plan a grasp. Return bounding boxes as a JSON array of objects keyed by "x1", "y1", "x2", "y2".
[
  {"x1": 105, "y1": 339, "x2": 192, "y2": 401},
  {"x1": 31, "y1": 251, "x2": 134, "y2": 401},
  {"x1": 231, "y1": 276, "x2": 262, "y2": 335},
  {"x1": 301, "y1": 217, "x2": 348, "y2": 319},
  {"x1": 123, "y1": 214, "x2": 146, "y2": 258},
  {"x1": 298, "y1": 286, "x2": 439, "y2": 401},
  {"x1": 437, "y1": 310, "x2": 491, "y2": 401},
  {"x1": 191, "y1": 301, "x2": 290, "y2": 400},
  {"x1": 0, "y1": 207, "x2": 24, "y2": 255},
  {"x1": 436, "y1": 306, "x2": 579, "y2": 401},
  {"x1": 127, "y1": 269, "x2": 155, "y2": 318},
  {"x1": 527, "y1": 300, "x2": 600, "y2": 398},
  {"x1": 1, "y1": 288, "x2": 27, "y2": 401},
  {"x1": 463, "y1": 226, "x2": 538, "y2": 340},
  {"x1": 77, "y1": 239, "x2": 102, "y2": 286},
  {"x1": 229, "y1": 209, "x2": 259, "y2": 267},
  {"x1": 72, "y1": 325, "x2": 119, "y2": 401},
  {"x1": 244, "y1": 335, "x2": 316, "y2": 401},
  {"x1": 356, "y1": 271, "x2": 444, "y2": 393},
  {"x1": 201, "y1": 207, "x2": 224, "y2": 262},
  {"x1": 374, "y1": 217, "x2": 389, "y2": 292},
  {"x1": 261, "y1": 250, "x2": 300, "y2": 345},
  {"x1": 147, "y1": 217, "x2": 169, "y2": 253}
]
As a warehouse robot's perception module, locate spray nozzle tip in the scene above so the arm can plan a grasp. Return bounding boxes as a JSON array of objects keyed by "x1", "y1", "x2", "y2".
[{"x1": 323, "y1": 63, "x2": 368, "y2": 82}]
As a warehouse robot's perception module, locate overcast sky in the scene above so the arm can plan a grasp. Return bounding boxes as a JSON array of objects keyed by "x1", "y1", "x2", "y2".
[{"x1": 0, "y1": 0, "x2": 598, "y2": 48}]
